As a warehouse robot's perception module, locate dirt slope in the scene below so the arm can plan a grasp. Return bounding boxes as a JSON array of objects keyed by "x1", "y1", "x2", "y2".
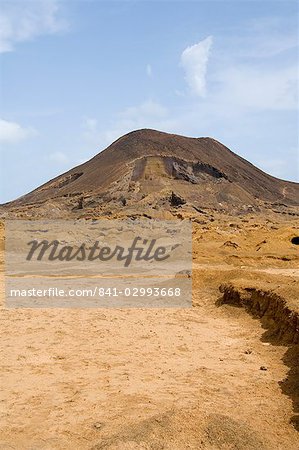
[{"x1": 1, "y1": 129, "x2": 298, "y2": 217}]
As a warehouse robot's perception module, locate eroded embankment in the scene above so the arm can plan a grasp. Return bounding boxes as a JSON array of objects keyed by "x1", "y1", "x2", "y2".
[
  {"x1": 218, "y1": 283, "x2": 299, "y2": 344},
  {"x1": 218, "y1": 282, "x2": 299, "y2": 431}
]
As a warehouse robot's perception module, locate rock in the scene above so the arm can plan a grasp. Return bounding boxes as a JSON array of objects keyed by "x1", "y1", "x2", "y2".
[
  {"x1": 93, "y1": 422, "x2": 104, "y2": 430},
  {"x1": 170, "y1": 192, "x2": 186, "y2": 207}
]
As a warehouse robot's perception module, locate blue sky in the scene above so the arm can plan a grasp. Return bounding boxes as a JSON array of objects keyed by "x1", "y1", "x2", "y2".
[{"x1": 0, "y1": 0, "x2": 298, "y2": 203}]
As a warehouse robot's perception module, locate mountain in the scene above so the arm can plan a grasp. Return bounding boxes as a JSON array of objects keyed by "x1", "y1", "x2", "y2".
[{"x1": 1, "y1": 129, "x2": 299, "y2": 218}]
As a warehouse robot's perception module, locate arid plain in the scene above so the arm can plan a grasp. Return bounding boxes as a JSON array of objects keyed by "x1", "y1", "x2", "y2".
[{"x1": 0, "y1": 212, "x2": 298, "y2": 449}]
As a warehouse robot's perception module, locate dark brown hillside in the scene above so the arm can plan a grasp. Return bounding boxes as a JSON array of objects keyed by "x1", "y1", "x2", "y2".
[{"x1": 1, "y1": 129, "x2": 298, "y2": 217}]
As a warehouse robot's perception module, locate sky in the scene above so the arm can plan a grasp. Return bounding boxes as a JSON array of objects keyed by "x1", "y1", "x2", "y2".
[{"x1": 0, "y1": 0, "x2": 298, "y2": 203}]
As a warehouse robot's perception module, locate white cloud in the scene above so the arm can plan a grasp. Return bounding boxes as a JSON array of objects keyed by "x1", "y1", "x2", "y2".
[
  {"x1": 179, "y1": 33, "x2": 297, "y2": 112},
  {"x1": 0, "y1": 119, "x2": 37, "y2": 144},
  {"x1": 146, "y1": 64, "x2": 152, "y2": 77},
  {"x1": 216, "y1": 65, "x2": 298, "y2": 111},
  {"x1": 119, "y1": 99, "x2": 167, "y2": 121},
  {"x1": 82, "y1": 100, "x2": 174, "y2": 147},
  {"x1": 181, "y1": 36, "x2": 213, "y2": 97},
  {"x1": 244, "y1": 34, "x2": 297, "y2": 59},
  {"x1": 82, "y1": 117, "x2": 98, "y2": 140},
  {"x1": 256, "y1": 147, "x2": 299, "y2": 181},
  {"x1": 104, "y1": 100, "x2": 170, "y2": 143},
  {"x1": 0, "y1": 0, "x2": 68, "y2": 53}
]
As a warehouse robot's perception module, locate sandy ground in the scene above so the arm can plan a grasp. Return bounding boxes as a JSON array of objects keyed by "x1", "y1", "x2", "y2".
[{"x1": 0, "y1": 216, "x2": 298, "y2": 449}]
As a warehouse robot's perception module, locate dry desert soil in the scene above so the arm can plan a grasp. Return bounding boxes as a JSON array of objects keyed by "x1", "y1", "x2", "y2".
[{"x1": 0, "y1": 214, "x2": 298, "y2": 450}]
